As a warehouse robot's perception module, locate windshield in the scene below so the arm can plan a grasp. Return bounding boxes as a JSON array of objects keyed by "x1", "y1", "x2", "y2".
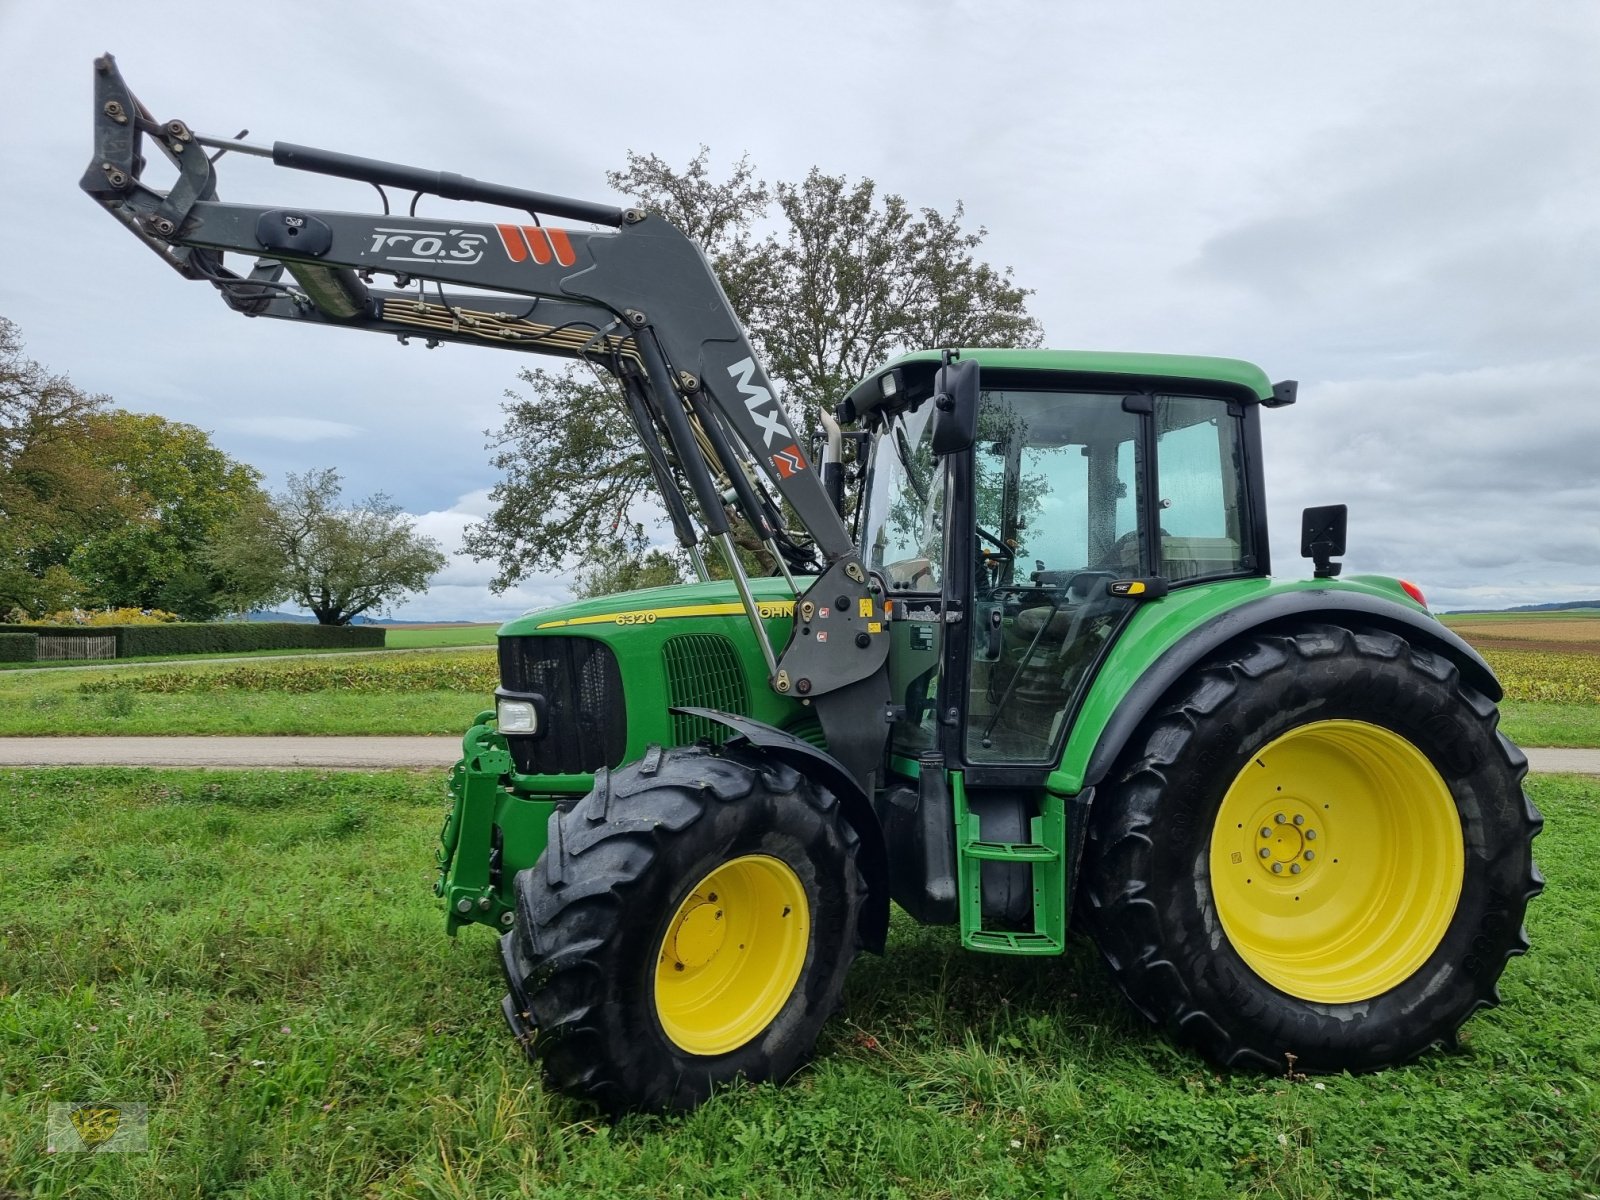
[{"x1": 862, "y1": 403, "x2": 944, "y2": 592}]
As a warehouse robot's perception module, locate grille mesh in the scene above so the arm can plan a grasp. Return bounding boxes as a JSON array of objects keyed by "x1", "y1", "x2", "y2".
[
  {"x1": 662, "y1": 634, "x2": 749, "y2": 745},
  {"x1": 497, "y1": 636, "x2": 626, "y2": 774}
]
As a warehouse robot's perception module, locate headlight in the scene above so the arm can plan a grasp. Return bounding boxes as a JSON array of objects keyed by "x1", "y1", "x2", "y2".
[{"x1": 497, "y1": 698, "x2": 538, "y2": 734}]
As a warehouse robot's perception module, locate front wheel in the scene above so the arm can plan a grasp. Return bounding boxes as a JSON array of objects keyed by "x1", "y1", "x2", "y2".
[
  {"x1": 1082, "y1": 622, "x2": 1543, "y2": 1072},
  {"x1": 500, "y1": 743, "x2": 864, "y2": 1112}
]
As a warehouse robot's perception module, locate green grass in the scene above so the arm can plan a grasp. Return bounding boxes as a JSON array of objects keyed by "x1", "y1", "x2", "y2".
[
  {"x1": 0, "y1": 769, "x2": 1592, "y2": 1199},
  {"x1": 1445, "y1": 608, "x2": 1600, "y2": 622},
  {"x1": 1499, "y1": 701, "x2": 1600, "y2": 749},
  {"x1": 383, "y1": 626, "x2": 499, "y2": 649},
  {"x1": 0, "y1": 652, "x2": 492, "y2": 736}
]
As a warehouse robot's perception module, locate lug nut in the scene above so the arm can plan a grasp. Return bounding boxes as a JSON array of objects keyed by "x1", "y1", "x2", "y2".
[
  {"x1": 1260, "y1": 827, "x2": 1273, "y2": 839},
  {"x1": 1275, "y1": 813, "x2": 1286, "y2": 824},
  {"x1": 1293, "y1": 814, "x2": 1305, "y2": 826},
  {"x1": 1272, "y1": 863, "x2": 1284, "y2": 874},
  {"x1": 1259, "y1": 848, "x2": 1271, "y2": 859},
  {"x1": 1303, "y1": 850, "x2": 1315, "y2": 861},
  {"x1": 1290, "y1": 863, "x2": 1302, "y2": 875},
  {"x1": 1305, "y1": 829, "x2": 1317, "y2": 841}
]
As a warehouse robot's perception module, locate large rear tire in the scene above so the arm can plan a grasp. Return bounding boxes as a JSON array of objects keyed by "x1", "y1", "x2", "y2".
[
  {"x1": 500, "y1": 743, "x2": 864, "y2": 1112},
  {"x1": 1082, "y1": 622, "x2": 1543, "y2": 1072}
]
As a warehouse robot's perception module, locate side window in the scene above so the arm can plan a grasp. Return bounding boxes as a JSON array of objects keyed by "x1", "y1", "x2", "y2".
[
  {"x1": 866, "y1": 407, "x2": 944, "y2": 592},
  {"x1": 1155, "y1": 397, "x2": 1251, "y2": 580}
]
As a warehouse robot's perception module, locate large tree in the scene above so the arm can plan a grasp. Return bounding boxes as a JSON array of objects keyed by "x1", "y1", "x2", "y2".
[
  {"x1": 213, "y1": 468, "x2": 446, "y2": 625},
  {"x1": 69, "y1": 411, "x2": 268, "y2": 620},
  {"x1": 462, "y1": 151, "x2": 1042, "y2": 593},
  {"x1": 0, "y1": 316, "x2": 110, "y2": 614},
  {"x1": 1, "y1": 319, "x2": 273, "y2": 620}
]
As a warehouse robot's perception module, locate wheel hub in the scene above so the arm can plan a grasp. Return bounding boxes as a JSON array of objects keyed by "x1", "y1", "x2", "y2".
[
  {"x1": 654, "y1": 854, "x2": 810, "y2": 1056},
  {"x1": 1208, "y1": 720, "x2": 1464, "y2": 1004},
  {"x1": 666, "y1": 894, "x2": 727, "y2": 972}
]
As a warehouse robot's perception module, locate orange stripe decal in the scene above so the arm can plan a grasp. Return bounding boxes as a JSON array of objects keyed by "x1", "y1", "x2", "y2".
[
  {"x1": 523, "y1": 225, "x2": 552, "y2": 265},
  {"x1": 547, "y1": 228, "x2": 576, "y2": 267},
  {"x1": 496, "y1": 224, "x2": 528, "y2": 263}
]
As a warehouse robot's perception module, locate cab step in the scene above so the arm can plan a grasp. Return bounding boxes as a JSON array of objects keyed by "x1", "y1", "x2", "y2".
[{"x1": 952, "y1": 774, "x2": 1067, "y2": 955}]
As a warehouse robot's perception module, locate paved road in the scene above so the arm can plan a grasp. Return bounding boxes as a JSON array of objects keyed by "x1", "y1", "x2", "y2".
[{"x1": 0, "y1": 738, "x2": 1594, "y2": 775}]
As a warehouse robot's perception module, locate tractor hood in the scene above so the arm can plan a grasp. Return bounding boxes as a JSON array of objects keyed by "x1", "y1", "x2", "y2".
[{"x1": 496, "y1": 574, "x2": 809, "y2": 638}]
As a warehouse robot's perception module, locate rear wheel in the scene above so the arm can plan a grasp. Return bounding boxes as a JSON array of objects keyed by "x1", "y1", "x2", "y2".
[
  {"x1": 1083, "y1": 623, "x2": 1542, "y2": 1072},
  {"x1": 500, "y1": 743, "x2": 864, "y2": 1112}
]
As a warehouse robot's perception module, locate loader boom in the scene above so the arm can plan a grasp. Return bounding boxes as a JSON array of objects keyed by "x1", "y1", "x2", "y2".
[{"x1": 81, "y1": 54, "x2": 891, "y2": 781}]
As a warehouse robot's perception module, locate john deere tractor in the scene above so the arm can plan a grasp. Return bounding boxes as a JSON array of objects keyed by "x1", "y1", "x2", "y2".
[{"x1": 85, "y1": 56, "x2": 1541, "y2": 1112}]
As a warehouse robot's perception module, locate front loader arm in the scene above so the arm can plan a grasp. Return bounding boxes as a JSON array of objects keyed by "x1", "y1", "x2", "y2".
[{"x1": 82, "y1": 55, "x2": 891, "y2": 783}]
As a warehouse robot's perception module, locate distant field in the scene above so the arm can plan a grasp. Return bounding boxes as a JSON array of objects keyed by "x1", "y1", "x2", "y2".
[
  {"x1": 382, "y1": 624, "x2": 499, "y2": 648},
  {"x1": 1445, "y1": 611, "x2": 1600, "y2": 656}
]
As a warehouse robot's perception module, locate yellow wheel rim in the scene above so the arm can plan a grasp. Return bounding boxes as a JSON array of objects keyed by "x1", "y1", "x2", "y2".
[
  {"x1": 654, "y1": 854, "x2": 810, "y2": 1055},
  {"x1": 1208, "y1": 720, "x2": 1464, "y2": 1004}
]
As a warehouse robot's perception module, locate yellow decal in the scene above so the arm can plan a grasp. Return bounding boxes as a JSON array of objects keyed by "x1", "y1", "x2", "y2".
[
  {"x1": 858, "y1": 598, "x2": 873, "y2": 618},
  {"x1": 537, "y1": 601, "x2": 796, "y2": 629},
  {"x1": 868, "y1": 621, "x2": 882, "y2": 633}
]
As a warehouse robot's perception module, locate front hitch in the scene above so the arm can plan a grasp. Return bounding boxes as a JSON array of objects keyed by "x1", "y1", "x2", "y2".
[{"x1": 436, "y1": 710, "x2": 516, "y2": 935}]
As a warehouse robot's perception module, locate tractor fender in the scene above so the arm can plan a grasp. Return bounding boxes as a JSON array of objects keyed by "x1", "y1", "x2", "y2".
[
  {"x1": 673, "y1": 707, "x2": 890, "y2": 953},
  {"x1": 1081, "y1": 590, "x2": 1501, "y2": 791}
]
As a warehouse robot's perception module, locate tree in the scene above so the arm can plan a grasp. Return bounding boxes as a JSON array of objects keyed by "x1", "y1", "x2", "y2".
[
  {"x1": 0, "y1": 318, "x2": 274, "y2": 619},
  {"x1": 0, "y1": 316, "x2": 107, "y2": 613},
  {"x1": 69, "y1": 411, "x2": 268, "y2": 619},
  {"x1": 462, "y1": 150, "x2": 1042, "y2": 593},
  {"x1": 213, "y1": 469, "x2": 446, "y2": 625},
  {"x1": 572, "y1": 523, "x2": 688, "y2": 599}
]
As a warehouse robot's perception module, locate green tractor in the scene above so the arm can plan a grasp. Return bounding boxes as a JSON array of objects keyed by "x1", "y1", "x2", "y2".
[{"x1": 85, "y1": 57, "x2": 1541, "y2": 1113}]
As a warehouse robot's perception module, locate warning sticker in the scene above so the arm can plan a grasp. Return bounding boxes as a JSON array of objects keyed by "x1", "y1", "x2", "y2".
[
  {"x1": 817, "y1": 630, "x2": 828, "y2": 642},
  {"x1": 858, "y1": 598, "x2": 873, "y2": 618},
  {"x1": 868, "y1": 622, "x2": 882, "y2": 633},
  {"x1": 819, "y1": 607, "x2": 830, "y2": 618}
]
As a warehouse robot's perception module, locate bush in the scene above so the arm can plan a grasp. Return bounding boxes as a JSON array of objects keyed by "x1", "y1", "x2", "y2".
[
  {"x1": 39, "y1": 607, "x2": 180, "y2": 626},
  {"x1": 0, "y1": 633, "x2": 36, "y2": 663},
  {"x1": 0, "y1": 622, "x2": 385, "y2": 658}
]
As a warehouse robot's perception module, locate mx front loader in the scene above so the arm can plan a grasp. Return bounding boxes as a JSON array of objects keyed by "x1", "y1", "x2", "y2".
[{"x1": 83, "y1": 55, "x2": 1542, "y2": 1113}]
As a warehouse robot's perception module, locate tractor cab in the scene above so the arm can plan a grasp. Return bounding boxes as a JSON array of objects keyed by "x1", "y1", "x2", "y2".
[{"x1": 849, "y1": 350, "x2": 1272, "y2": 772}]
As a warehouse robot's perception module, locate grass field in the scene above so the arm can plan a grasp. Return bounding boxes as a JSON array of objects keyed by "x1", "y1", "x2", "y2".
[
  {"x1": 0, "y1": 652, "x2": 496, "y2": 737},
  {"x1": 382, "y1": 625, "x2": 499, "y2": 649},
  {"x1": 0, "y1": 768, "x2": 1591, "y2": 1199}
]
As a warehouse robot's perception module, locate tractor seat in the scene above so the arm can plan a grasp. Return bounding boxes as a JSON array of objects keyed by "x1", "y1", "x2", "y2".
[{"x1": 1015, "y1": 605, "x2": 1074, "y2": 639}]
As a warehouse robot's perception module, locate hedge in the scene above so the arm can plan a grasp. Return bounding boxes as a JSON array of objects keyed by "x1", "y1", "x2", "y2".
[
  {"x1": 0, "y1": 622, "x2": 385, "y2": 658},
  {"x1": 120, "y1": 623, "x2": 386, "y2": 657},
  {"x1": 0, "y1": 633, "x2": 36, "y2": 663}
]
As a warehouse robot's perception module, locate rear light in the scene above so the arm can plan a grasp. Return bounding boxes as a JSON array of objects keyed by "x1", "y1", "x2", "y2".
[{"x1": 1399, "y1": 579, "x2": 1427, "y2": 608}]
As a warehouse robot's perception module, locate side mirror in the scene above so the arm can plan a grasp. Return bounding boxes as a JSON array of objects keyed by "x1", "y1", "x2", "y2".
[
  {"x1": 1300, "y1": 504, "x2": 1347, "y2": 579},
  {"x1": 931, "y1": 357, "x2": 980, "y2": 457}
]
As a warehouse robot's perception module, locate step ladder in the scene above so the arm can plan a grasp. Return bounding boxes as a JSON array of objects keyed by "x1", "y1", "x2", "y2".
[{"x1": 952, "y1": 774, "x2": 1067, "y2": 954}]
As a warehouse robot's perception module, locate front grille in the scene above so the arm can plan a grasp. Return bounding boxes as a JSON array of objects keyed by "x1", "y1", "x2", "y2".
[
  {"x1": 498, "y1": 636, "x2": 626, "y2": 775},
  {"x1": 662, "y1": 633, "x2": 748, "y2": 745}
]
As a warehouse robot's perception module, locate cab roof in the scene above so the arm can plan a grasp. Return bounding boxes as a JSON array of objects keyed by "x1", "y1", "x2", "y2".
[{"x1": 841, "y1": 348, "x2": 1288, "y2": 427}]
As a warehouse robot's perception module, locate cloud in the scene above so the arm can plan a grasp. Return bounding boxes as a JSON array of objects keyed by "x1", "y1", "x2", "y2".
[
  {"x1": 4, "y1": 1, "x2": 1595, "y2": 621},
  {"x1": 224, "y1": 417, "x2": 362, "y2": 442}
]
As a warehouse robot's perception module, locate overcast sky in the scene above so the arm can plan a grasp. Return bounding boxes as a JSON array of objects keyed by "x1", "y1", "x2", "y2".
[{"x1": 1, "y1": 1, "x2": 1595, "y2": 619}]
